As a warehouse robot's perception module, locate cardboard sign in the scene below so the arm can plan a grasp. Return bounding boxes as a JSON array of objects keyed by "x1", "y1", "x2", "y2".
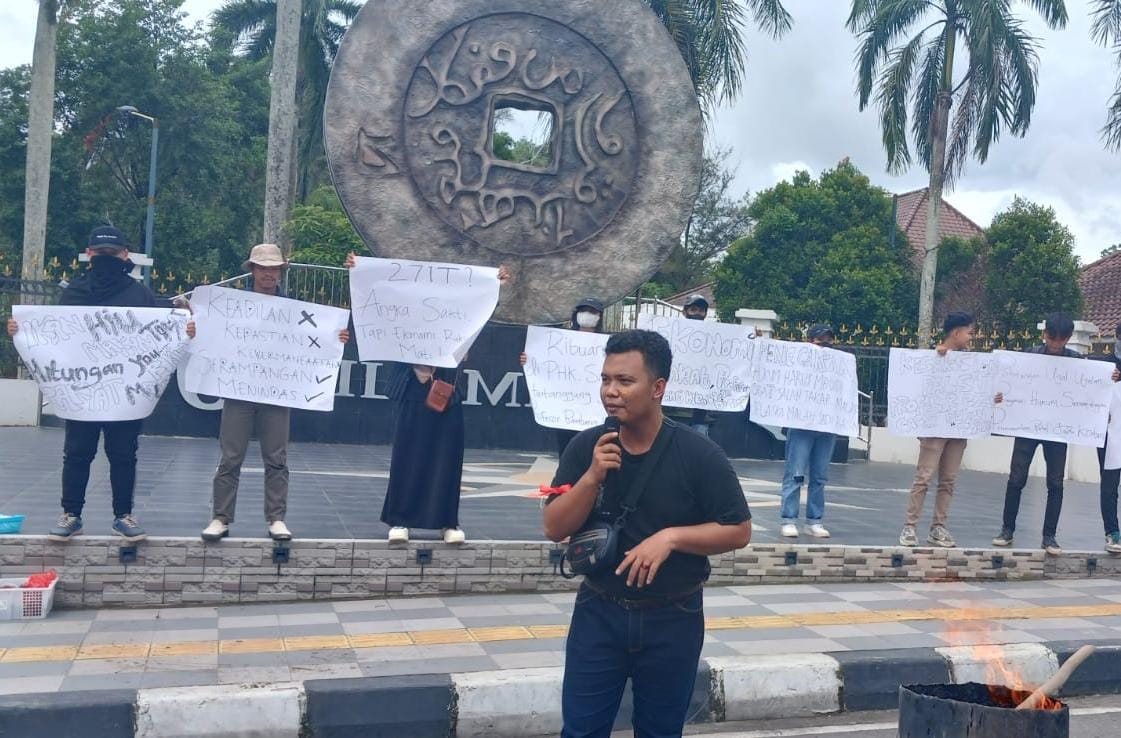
[
  {"x1": 182, "y1": 285, "x2": 350, "y2": 412},
  {"x1": 887, "y1": 349, "x2": 997, "y2": 439},
  {"x1": 750, "y1": 338, "x2": 860, "y2": 437},
  {"x1": 992, "y1": 350, "x2": 1114, "y2": 447},
  {"x1": 636, "y1": 314, "x2": 755, "y2": 412},
  {"x1": 349, "y1": 256, "x2": 499, "y2": 368},
  {"x1": 522, "y1": 326, "x2": 608, "y2": 431},
  {"x1": 12, "y1": 305, "x2": 190, "y2": 421}
]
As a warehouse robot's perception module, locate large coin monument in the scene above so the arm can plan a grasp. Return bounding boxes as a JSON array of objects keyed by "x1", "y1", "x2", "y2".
[{"x1": 325, "y1": 0, "x2": 703, "y2": 323}]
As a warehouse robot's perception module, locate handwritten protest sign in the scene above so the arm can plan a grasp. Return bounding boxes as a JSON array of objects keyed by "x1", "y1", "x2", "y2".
[
  {"x1": 12, "y1": 305, "x2": 189, "y2": 421},
  {"x1": 636, "y1": 314, "x2": 755, "y2": 412},
  {"x1": 1106, "y1": 384, "x2": 1121, "y2": 469},
  {"x1": 182, "y1": 286, "x2": 349, "y2": 412},
  {"x1": 887, "y1": 349, "x2": 997, "y2": 439},
  {"x1": 749, "y1": 338, "x2": 859, "y2": 437},
  {"x1": 348, "y1": 256, "x2": 499, "y2": 368},
  {"x1": 992, "y1": 350, "x2": 1114, "y2": 446},
  {"x1": 521, "y1": 326, "x2": 608, "y2": 431}
]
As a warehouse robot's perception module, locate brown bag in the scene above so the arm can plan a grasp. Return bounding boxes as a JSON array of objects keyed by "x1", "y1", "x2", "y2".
[{"x1": 425, "y1": 378, "x2": 456, "y2": 413}]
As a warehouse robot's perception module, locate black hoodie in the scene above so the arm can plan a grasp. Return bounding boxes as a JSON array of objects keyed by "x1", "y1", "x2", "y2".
[{"x1": 59, "y1": 255, "x2": 164, "y2": 308}]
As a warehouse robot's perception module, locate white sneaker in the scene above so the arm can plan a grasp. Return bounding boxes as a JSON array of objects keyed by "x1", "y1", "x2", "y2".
[
  {"x1": 201, "y1": 519, "x2": 229, "y2": 542},
  {"x1": 388, "y1": 526, "x2": 409, "y2": 543},
  {"x1": 268, "y1": 520, "x2": 292, "y2": 541},
  {"x1": 780, "y1": 523, "x2": 799, "y2": 538},
  {"x1": 804, "y1": 523, "x2": 831, "y2": 538},
  {"x1": 442, "y1": 527, "x2": 466, "y2": 544}
]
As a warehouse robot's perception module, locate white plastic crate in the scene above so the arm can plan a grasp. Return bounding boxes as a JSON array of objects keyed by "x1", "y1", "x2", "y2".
[{"x1": 0, "y1": 577, "x2": 57, "y2": 620}]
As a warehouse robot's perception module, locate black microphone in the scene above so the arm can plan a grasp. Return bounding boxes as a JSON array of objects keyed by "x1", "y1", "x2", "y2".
[{"x1": 602, "y1": 416, "x2": 621, "y2": 486}]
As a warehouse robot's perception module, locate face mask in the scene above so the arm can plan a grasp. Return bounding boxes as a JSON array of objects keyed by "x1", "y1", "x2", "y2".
[
  {"x1": 90, "y1": 254, "x2": 123, "y2": 271},
  {"x1": 575, "y1": 311, "x2": 599, "y2": 329},
  {"x1": 685, "y1": 309, "x2": 706, "y2": 321}
]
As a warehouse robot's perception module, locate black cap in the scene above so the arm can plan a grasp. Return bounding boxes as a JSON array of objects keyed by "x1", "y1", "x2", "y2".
[
  {"x1": 683, "y1": 294, "x2": 709, "y2": 309},
  {"x1": 575, "y1": 297, "x2": 605, "y2": 313},
  {"x1": 87, "y1": 226, "x2": 129, "y2": 251},
  {"x1": 807, "y1": 324, "x2": 835, "y2": 340}
]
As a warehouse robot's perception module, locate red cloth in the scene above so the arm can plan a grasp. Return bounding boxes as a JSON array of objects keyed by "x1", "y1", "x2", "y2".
[{"x1": 531, "y1": 484, "x2": 572, "y2": 498}]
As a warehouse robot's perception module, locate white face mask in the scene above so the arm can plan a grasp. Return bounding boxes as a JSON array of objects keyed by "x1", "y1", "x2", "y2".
[{"x1": 575, "y1": 311, "x2": 600, "y2": 329}]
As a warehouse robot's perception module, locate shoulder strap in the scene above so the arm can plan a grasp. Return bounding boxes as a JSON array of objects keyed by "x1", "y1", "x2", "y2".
[{"x1": 619, "y1": 419, "x2": 677, "y2": 514}]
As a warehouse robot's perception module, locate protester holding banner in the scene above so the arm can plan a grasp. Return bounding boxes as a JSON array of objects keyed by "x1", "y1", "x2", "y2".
[
  {"x1": 543, "y1": 329, "x2": 751, "y2": 737},
  {"x1": 665, "y1": 293, "x2": 717, "y2": 436},
  {"x1": 345, "y1": 252, "x2": 509, "y2": 544},
  {"x1": 6, "y1": 226, "x2": 164, "y2": 542},
  {"x1": 779, "y1": 324, "x2": 839, "y2": 539},
  {"x1": 1089, "y1": 322, "x2": 1121, "y2": 555},
  {"x1": 190, "y1": 244, "x2": 350, "y2": 543},
  {"x1": 992, "y1": 313, "x2": 1111, "y2": 556},
  {"x1": 520, "y1": 297, "x2": 606, "y2": 457},
  {"x1": 899, "y1": 311, "x2": 976, "y2": 548}
]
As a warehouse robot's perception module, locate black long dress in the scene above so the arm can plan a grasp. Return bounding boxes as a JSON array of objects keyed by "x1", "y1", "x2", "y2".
[{"x1": 381, "y1": 364, "x2": 465, "y2": 530}]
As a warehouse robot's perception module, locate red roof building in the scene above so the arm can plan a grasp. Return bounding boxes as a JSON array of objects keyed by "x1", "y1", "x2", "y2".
[
  {"x1": 894, "y1": 188, "x2": 988, "y2": 320},
  {"x1": 1079, "y1": 251, "x2": 1121, "y2": 335}
]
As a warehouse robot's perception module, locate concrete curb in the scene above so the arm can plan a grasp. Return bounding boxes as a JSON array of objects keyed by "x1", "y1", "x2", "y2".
[{"x1": 3, "y1": 641, "x2": 1121, "y2": 737}]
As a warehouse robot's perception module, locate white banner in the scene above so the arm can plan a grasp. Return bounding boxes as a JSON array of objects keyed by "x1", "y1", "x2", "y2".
[
  {"x1": 12, "y1": 305, "x2": 190, "y2": 421},
  {"x1": 887, "y1": 348, "x2": 997, "y2": 439},
  {"x1": 636, "y1": 314, "x2": 755, "y2": 412},
  {"x1": 182, "y1": 286, "x2": 350, "y2": 412},
  {"x1": 348, "y1": 256, "x2": 499, "y2": 368},
  {"x1": 1106, "y1": 383, "x2": 1121, "y2": 470},
  {"x1": 749, "y1": 338, "x2": 859, "y2": 437},
  {"x1": 991, "y1": 350, "x2": 1114, "y2": 446},
  {"x1": 522, "y1": 326, "x2": 608, "y2": 431}
]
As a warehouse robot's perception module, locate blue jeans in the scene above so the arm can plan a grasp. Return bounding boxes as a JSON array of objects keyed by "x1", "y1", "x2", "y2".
[
  {"x1": 780, "y1": 429, "x2": 836, "y2": 524},
  {"x1": 561, "y1": 585, "x2": 705, "y2": 738}
]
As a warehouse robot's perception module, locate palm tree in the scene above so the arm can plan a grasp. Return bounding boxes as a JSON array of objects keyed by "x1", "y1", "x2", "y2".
[
  {"x1": 213, "y1": 0, "x2": 361, "y2": 201},
  {"x1": 645, "y1": 0, "x2": 793, "y2": 110},
  {"x1": 262, "y1": 0, "x2": 301, "y2": 251},
  {"x1": 1091, "y1": 0, "x2": 1121, "y2": 149},
  {"x1": 846, "y1": 0, "x2": 1068, "y2": 343},
  {"x1": 22, "y1": 0, "x2": 62, "y2": 284}
]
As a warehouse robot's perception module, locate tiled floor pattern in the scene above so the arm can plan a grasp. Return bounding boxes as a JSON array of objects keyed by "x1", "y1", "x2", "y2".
[
  {"x1": 2, "y1": 578, "x2": 1121, "y2": 694},
  {"x1": 1, "y1": 427, "x2": 1112, "y2": 549}
]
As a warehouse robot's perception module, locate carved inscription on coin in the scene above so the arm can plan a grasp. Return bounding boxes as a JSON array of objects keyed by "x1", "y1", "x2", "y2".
[{"x1": 402, "y1": 14, "x2": 637, "y2": 256}]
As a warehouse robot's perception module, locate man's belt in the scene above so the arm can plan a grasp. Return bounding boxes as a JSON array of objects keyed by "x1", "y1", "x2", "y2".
[{"x1": 581, "y1": 581, "x2": 702, "y2": 611}]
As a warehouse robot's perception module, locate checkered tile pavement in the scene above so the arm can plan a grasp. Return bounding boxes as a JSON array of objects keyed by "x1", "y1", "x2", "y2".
[{"x1": 3, "y1": 578, "x2": 1121, "y2": 694}]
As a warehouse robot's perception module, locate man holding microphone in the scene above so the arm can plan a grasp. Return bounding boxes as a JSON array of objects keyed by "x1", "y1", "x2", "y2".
[{"x1": 543, "y1": 329, "x2": 751, "y2": 737}]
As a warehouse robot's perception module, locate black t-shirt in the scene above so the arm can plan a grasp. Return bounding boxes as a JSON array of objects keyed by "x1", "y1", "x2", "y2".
[{"x1": 551, "y1": 419, "x2": 751, "y2": 598}]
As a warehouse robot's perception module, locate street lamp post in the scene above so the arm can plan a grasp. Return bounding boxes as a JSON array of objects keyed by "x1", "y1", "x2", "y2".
[{"x1": 116, "y1": 106, "x2": 158, "y2": 286}]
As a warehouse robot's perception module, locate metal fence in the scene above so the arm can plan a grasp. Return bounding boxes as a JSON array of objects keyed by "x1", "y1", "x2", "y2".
[{"x1": 0, "y1": 278, "x2": 62, "y2": 378}]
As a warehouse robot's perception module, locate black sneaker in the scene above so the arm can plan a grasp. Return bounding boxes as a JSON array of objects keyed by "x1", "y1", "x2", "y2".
[
  {"x1": 1041, "y1": 536, "x2": 1063, "y2": 556},
  {"x1": 992, "y1": 528, "x2": 1014, "y2": 547}
]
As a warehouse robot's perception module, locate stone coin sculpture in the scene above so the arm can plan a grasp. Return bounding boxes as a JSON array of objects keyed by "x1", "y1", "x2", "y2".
[{"x1": 325, "y1": 0, "x2": 703, "y2": 324}]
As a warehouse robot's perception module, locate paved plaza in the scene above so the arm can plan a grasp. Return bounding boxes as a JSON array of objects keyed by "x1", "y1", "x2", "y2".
[
  {"x1": 2, "y1": 578, "x2": 1121, "y2": 695},
  {"x1": 0, "y1": 426, "x2": 1112, "y2": 550}
]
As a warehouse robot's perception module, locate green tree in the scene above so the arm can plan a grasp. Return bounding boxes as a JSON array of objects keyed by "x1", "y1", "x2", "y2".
[
  {"x1": 31, "y1": 0, "x2": 271, "y2": 278},
  {"x1": 985, "y1": 197, "x2": 1082, "y2": 331},
  {"x1": 652, "y1": 147, "x2": 751, "y2": 291},
  {"x1": 644, "y1": 0, "x2": 793, "y2": 109},
  {"x1": 213, "y1": 0, "x2": 361, "y2": 200},
  {"x1": 0, "y1": 67, "x2": 30, "y2": 272},
  {"x1": 846, "y1": 0, "x2": 1068, "y2": 344},
  {"x1": 713, "y1": 160, "x2": 917, "y2": 328},
  {"x1": 1091, "y1": 0, "x2": 1121, "y2": 149},
  {"x1": 285, "y1": 185, "x2": 362, "y2": 266}
]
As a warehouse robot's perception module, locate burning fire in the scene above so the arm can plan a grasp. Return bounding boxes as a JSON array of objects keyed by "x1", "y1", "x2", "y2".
[{"x1": 943, "y1": 613, "x2": 1063, "y2": 711}]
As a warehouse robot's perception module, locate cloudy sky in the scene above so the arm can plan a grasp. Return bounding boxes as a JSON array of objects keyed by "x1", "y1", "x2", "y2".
[{"x1": 2, "y1": 0, "x2": 1119, "y2": 264}]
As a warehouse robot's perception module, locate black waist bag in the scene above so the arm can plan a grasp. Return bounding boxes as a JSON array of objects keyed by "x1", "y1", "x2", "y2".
[{"x1": 561, "y1": 422, "x2": 675, "y2": 579}]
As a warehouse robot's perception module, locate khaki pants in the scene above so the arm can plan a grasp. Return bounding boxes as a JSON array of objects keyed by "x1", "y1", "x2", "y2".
[
  {"x1": 905, "y1": 437, "x2": 967, "y2": 528},
  {"x1": 212, "y1": 399, "x2": 290, "y2": 523}
]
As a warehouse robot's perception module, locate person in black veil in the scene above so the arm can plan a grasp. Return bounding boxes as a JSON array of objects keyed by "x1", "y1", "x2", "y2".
[{"x1": 345, "y1": 253, "x2": 509, "y2": 544}]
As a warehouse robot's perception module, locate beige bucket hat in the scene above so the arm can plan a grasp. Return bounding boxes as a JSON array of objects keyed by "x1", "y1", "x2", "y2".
[{"x1": 242, "y1": 243, "x2": 288, "y2": 271}]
